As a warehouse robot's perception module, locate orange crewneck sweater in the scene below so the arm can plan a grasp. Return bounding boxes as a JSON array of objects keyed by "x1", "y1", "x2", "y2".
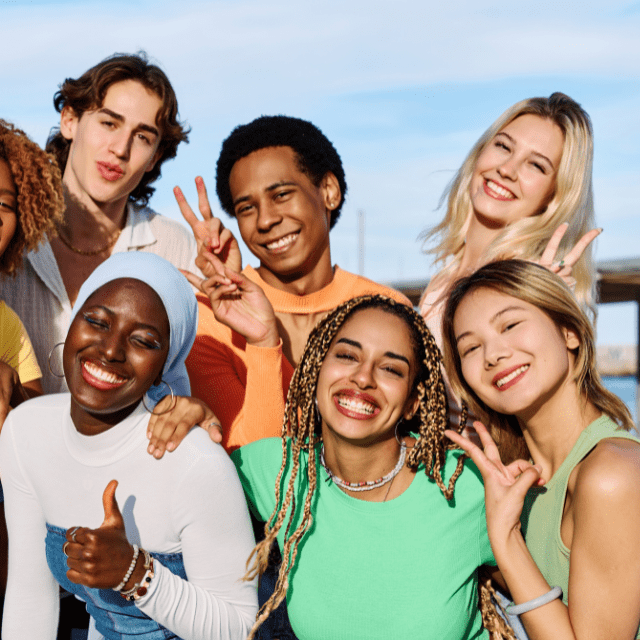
[{"x1": 186, "y1": 265, "x2": 410, "y2": 452}]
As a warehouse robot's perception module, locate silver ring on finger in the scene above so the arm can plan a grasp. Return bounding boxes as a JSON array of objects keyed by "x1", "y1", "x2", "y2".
[
  {"x1": 69, "y1": 526, "x2": 80, "y2": 543},
  {"x1": 63, "y1": 541, "x2": 70, "y2": 557}
]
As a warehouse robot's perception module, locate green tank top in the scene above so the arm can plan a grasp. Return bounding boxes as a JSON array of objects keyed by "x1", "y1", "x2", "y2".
[{"x1": 521, "y1": 414, "x2": 640, "y2": 633}]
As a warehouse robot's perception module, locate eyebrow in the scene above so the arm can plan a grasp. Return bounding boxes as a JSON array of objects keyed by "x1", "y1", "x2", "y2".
[
  {"x1": 496, "y1": 132, "x2": 556, "y2": 170},
  {"x1": 455, "y1": 305, "x2": 526, "y2": 343},
  {"x1": 98, "y1": 108, "x2": 160, "y2": 137},
  {"x1": 232, "y1": 181, "x2": 297, "y2": 208},
  {"x1": 336, "y1": 337, "x2": 411, "y2": 366}
]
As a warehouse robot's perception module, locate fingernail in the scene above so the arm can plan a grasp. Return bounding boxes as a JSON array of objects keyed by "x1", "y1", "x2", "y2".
[
  {"x1": 167, "y1": 442, "x2": 175, "y2": 451},
  {"x1": 154, "y1": 450, "x2": 162, "y2": 459},
  {"x1": 597, "y1": 227, "x2": 603, "y2": 233}
]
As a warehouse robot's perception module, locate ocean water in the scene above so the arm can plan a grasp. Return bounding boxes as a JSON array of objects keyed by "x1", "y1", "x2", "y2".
[{"x1": 602, "y1": 376, "x2": 637, "y2": 425}]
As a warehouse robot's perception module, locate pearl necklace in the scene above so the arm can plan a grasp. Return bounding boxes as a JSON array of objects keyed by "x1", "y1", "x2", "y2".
[{"x1": 320, "y1": 442, "x2": 407, "y2": 492}]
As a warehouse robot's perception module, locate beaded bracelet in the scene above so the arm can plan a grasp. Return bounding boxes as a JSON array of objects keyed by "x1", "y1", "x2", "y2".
[
  {"x1": 113, "y1": 544, "x2": 139, "y2": 592},
  {"x1": 120, "y1": 548, "x2": 155, "y2": 601},
  {"x1": 505, "y1": 586, "x2": 563, "y2": 615}
]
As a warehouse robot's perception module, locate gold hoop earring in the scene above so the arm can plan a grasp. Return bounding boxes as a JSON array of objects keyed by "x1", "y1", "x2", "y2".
[
  {"x1": 141, "y1": 381, "x2": 175, "y2": 415},
  {"x1": 48, "y1": 342, "x2": 65, "y2": 379}
]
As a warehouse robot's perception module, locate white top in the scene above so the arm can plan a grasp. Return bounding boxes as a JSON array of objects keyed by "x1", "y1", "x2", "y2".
[
  {"x1": 0, "y1": 394, "x2": 258, "y2": 639},
  {"x1": 0, "y1": 204, "x2": 198, "y2": 394}
]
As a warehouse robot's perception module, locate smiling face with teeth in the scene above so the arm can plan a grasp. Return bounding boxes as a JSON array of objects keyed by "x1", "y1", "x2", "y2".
[
  {"x1": 316, "y1": 307, "x2": 420, "y2": 446},
  {"x1": 64, "y1": 278, "x2": 170, "y2": 433},
  {"x1": 229, "y1": 146, "x2": 341, "y2": 294},
  {"x1": 453, "y1": 287, "x2": 580, "y2": 422},
  {"x1": 469, "y1": 114, "x2": 564, "y2": 231}
]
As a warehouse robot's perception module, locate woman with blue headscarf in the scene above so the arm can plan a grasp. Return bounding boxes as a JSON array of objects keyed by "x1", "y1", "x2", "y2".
[{"x1": 0, "y1": 253, "x2": 257, "y2": 639}]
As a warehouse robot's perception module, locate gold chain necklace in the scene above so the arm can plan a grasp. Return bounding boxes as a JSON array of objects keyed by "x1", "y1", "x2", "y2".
[{"x1": 57, "y1": 228, "x2": 122, "y2": 257}]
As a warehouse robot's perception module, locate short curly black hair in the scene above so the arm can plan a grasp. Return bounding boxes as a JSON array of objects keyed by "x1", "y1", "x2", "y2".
[{"x1": 215, "y1": 115, "x2": 347, "y2": 229}]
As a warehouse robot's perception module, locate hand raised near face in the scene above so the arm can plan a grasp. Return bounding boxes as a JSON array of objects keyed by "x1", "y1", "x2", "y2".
[
  {"x1": 64, "y1": 480, "x2": 143, "y2": 590},
  {"x1": 181, "y1": 253, "x2": 279, "y2": 349},
  {"x1": 536, "y1": 223, "x2": 602, "y2": 290},
  {"x1": 445, "y1": 421, "x2": 544, "y2": 548},
  {"x1": 174, "y1": 176, "x2": 243, "y2": 276}
]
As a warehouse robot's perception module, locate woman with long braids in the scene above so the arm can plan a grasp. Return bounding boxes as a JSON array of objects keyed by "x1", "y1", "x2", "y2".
[
  {"x1": 442, "y1": 260, "x2": 640, "y2": 639},
  {"x1": 232, "y1": 294, "x2": 513, "y2": 639}
]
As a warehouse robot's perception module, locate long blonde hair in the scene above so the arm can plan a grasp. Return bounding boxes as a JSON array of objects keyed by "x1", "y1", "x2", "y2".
[
  {"x1": 442, "y1": 260, "x2": 633, "y2": 463},
  {"x1": 244, "y1": 295, "x2": 515, "y2": 639},
  {"x1": 423, "y1": 93, "x2": 596, "y2": 316}
]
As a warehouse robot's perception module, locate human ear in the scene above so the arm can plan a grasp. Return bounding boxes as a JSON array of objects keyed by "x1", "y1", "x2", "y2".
[
  {"x1": 563, "y1": 326, "x2": 580, "y2": 350},
  {"x1": 60, "y1": 106, "x2": 80, "y2": 141},
  {"x1": 321, "y1": 172, "x2": 341, "y2": 220},
  {"x1": 403, "y1": 391, "x2": 420, "y2": 421},
  {"x1": 144, "y1": 147, "x2": 163, "y2": 174}
]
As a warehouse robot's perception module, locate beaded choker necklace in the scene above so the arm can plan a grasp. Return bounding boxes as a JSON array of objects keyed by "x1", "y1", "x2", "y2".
[{"x1": 320, "y1": 442, "x2": 407, "y2": 492}]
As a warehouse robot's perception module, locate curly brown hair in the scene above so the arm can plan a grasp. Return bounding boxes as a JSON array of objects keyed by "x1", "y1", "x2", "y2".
[
  {"x1": 0, "y1": 120, "x2": 64, "y2": 276},
  {"x1": 46, "y1": 52, "x2": 189, "y2": 208},
  {"x1": 244, "y1": 294, "x2": 514, "y2": 639}
]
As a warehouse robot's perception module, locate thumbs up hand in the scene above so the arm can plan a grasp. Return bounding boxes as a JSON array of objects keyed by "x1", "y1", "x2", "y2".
[{"x1": 64, "y1": 480, "x2": 142, "y2": 589}]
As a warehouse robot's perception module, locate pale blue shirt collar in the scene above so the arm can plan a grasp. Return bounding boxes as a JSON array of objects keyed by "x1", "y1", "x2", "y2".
[{"x1": 26, "y1": 203, "x2": 158, "y2": 307}]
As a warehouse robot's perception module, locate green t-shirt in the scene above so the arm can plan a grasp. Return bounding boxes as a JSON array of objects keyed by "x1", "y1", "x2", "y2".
[{"x1": 232, "y1": 438, "x2": 493, "y2": 640}]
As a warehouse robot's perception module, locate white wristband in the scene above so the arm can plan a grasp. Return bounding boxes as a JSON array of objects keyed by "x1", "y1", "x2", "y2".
[{"x1": 505, "y1": 586, "x2": 563, "y2": 615}]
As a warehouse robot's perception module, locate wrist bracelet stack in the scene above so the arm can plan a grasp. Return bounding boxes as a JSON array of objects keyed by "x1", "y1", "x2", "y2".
[
  {"x1": 119, "y1": 548, "x2": 155, "y2": 602},
  {"x1": 505, "y1": 586, "x2": 563, "y2": 615},
  {"x1": 113, "y1": 544, "x2": 139, "y2": 592}
]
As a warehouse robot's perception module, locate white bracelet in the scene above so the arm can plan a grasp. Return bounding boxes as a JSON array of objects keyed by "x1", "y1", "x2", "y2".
[
  {"x1": 113, "y1": 544, "x2": 140, "y2": 592},
  {"x1": 505, "y1": 586, "x2": 563, "y2": 615},
  {"x1": 120, "y1": 550, "x2": 154, "y2": 601}
]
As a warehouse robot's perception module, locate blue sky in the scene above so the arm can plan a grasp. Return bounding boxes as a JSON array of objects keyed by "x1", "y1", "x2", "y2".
[{"x1": 2, "y1": 0, "x2": 639, "y2": 344}]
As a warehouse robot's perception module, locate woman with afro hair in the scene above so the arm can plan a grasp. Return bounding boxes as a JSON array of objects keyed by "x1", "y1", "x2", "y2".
[{"x1": 0, "y1": 118, "x2": 65, "y2": 606}]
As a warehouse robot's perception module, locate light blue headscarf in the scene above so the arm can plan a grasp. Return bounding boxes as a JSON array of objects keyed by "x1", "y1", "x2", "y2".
[{"x1": 70, "y1": 252, "x2": 198, "y2": 408}]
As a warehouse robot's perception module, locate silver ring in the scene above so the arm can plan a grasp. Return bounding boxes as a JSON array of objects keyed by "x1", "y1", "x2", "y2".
[
  {"x1": 558, "y1": 260, "x2": 565, "y2": 268},
  {"x1": 69, "y1": 526, "x2": 80, "y2": 543},
  {"x1": 207, "y1": 420, "x2": 222, "y2": 429},
  {"x1": 63, "y1": 541, "x2": 70, "y2": 557}
]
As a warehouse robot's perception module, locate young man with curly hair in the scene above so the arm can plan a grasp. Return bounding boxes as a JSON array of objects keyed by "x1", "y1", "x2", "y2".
[
  {"x1": 0, "y1": 53, "x2": 197, "y2": 393},
  {"x1": 179, "y1": 116, "x2": 410, "y2": 452}
]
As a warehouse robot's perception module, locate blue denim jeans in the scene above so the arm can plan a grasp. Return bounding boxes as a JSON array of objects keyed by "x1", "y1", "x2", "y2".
[
  {"x1": 493, "y1": 590, "x2": 530, "y2": 640},
  {"x1": 46, "y1": 524, "x2": 187, "y2": 640}
]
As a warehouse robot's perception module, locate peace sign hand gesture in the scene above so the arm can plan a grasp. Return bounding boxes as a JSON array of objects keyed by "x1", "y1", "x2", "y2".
[
  {"x1": 174, "y1": 176, "x2": 243, "y2": 276},
  {"x1": 536, "y1": 223, "x2": 602, "y2": 290},
  {"x1": 181, "y1": 252, "x2": 279, "y2": 349},
  {"x1": 445, "y1": 421, "x2": 544, "y2": 549}
]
